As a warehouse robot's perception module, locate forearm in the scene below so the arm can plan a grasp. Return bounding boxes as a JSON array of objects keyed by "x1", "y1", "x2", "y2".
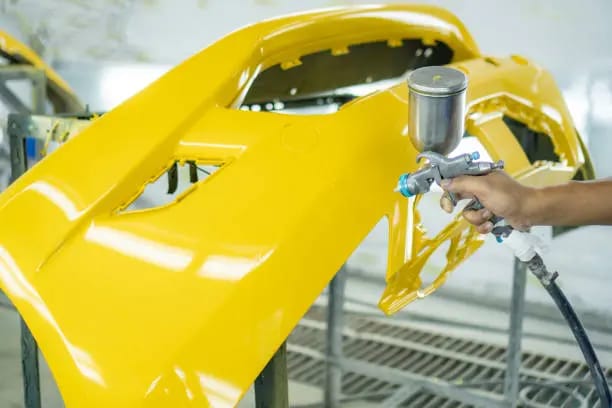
[{"x1": 525, "y1": 178, "x2": 612, "y2": 226}]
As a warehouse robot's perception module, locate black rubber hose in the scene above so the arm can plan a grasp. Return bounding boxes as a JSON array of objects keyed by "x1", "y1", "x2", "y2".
[{"x1": 526, "y1": 254, "x2": 612, "y2": 408}]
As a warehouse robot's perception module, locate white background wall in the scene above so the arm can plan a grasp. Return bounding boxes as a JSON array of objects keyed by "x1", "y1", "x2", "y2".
[{"x1": 3, "y1": 0, "x2": 612, "y2": 72}]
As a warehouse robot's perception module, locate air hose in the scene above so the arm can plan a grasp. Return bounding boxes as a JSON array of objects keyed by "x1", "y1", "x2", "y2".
[{"x1": 523, "y1": 253, "x2": 612, "y2": 408}]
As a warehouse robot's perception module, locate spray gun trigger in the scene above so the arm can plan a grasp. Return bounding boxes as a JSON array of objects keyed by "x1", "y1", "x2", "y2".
[{"x1": 444, "y1": 191, "x2": 458, "y2": 206}]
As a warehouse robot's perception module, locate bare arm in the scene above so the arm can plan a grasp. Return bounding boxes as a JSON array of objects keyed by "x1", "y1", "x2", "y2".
[
  {"x1": 528, "y1": 179, "x2": 612, "y2": 226},
  {"x1": 440, "y1": 171, "x2": 612, "y2": 233}
]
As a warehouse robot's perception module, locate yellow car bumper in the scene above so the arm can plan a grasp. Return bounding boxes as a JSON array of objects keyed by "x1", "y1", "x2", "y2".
[{"x1": 0, "y1": 4, "x2": 591, "y2": 407}]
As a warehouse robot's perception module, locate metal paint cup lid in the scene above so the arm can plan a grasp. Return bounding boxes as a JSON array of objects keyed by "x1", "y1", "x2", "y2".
[{"x1": 408, "y1": 66, "x2": 468, "y2": 97}]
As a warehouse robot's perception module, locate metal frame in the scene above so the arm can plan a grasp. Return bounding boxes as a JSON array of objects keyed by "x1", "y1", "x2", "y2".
[
  {"x1": 3, "y1": 65, "x2": 47, "y2": 408},
  {"x1": 504, "y1": 259, "x2": 527, "y2": 407},
  {"x1": 20, "y1": 320, "x2": 41, "y2": 408},
  {"x1": 255, "y1": 342, "x2": 289, "y2": 407},
  {"x1": 0, "y1": 65, "x2": 46, "y2": 114},
  {"x1": 8, "y1": 116, "x2": 42, "y2": 408},
  {"x1": 325, "y1": 265, "x2": 347, "y2": 407},
  {"x1": 323, "y1": 259, "x2": 528, "y2": 408}
]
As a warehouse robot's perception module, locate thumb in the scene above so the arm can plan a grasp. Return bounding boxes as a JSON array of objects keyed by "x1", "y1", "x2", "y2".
[{"x1": 440, "y1": 175, "x2": 486, "y2": 197}]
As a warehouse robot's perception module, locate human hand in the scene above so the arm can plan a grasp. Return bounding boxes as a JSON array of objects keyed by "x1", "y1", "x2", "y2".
[{"x1": 439, "y1": 171, "x2": 535, "y2": 233}]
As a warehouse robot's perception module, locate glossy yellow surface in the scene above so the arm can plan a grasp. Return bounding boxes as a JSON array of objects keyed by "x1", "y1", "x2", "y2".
[
  {"x1": 0, "y1": 30, "x2": 82, "y2": 112},
  {"x1": 0, "y1": 5, "x2": 590, "y2": 407}
]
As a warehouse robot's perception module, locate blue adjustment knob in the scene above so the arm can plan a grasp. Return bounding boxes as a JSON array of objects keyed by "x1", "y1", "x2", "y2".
[
  {"x1": 495, "y1": 236, "x2": 503, "y2": 243},
  {"x1": 471, "y1": 151, "x2": 480, "y2": 160},
  {"x1": 397, "y1": 173, "x2": 413, "y2": 198}
]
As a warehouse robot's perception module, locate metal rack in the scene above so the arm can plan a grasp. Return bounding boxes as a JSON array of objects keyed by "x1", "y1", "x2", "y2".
[
  {"x1": 322, "y1": 262, "x2": 528, "y2": 408},
  {"x1": 0, "y1": 65, "x2": 46, "y2": 114},
  {"x1": 2, "y1": 63, "x2": 48, "y2": 408},
  {"x1": 251, "y1": 255, "x2": 529, "y2": 408}
]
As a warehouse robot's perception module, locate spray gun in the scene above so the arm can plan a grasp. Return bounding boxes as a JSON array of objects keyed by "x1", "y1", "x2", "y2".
[
  {"x1": 395, "y1": 151, "x2": 511, "y2": 242},
  {"x1": 396, "y1": 66, "x2": 611, "y2": 407}
]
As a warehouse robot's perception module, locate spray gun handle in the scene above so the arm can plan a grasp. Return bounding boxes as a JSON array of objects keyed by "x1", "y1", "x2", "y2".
[
  {"x1": 440, "y1": 155, "x2": 504, "y2": 207},
  {"x1": 464, "y1": 198, "x2": 514, "y2": 242}
]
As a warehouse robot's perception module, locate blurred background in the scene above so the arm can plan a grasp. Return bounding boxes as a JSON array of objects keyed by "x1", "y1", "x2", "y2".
[
  {"x1": 2, "y1": 0, "x2": 612, "y2": 165},
  {"x1": 0, "y1": 0, "x2": 611, "y2": 407}
]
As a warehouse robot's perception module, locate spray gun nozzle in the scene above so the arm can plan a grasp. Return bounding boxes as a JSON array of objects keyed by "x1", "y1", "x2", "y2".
[{"x1": 395, "y1": 173, "x2": 414, "y2": 197}]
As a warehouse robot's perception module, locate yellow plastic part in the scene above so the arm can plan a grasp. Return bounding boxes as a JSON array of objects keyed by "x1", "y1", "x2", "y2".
[
  {"x1": 0, "y1": 30, "x2": 82, "y2": 112},
  {"x1": 0, "y1": 5, "x2": 590, "y2": 407}
]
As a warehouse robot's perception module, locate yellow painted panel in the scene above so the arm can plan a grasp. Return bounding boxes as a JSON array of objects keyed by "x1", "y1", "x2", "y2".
[{"x1": 0, "y1": 5, "x2": 591, "y2": 407}]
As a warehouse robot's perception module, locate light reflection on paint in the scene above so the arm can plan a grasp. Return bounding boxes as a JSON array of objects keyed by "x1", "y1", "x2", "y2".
[
  {"x1": 67, "y1": 344, "x2": 106, "y2": 386},
  {"x1": 541, "y1": 104, "x2": 562, "y2": 124},
  {"x1": 27, "y1": 181, "x2": 80, "y2": 220},
  {"x1": 196, "y1": 372, "x2": 241, "y2": 408},
  {"x1": 364, "y1": 10, "x2": 461, "y2": 39},
  {"x1": 145, "y1": 375, "x2": 162, "y2": 397},
  {"x1": 198, "y1": 250, "x2": 271, "y2": 281},
  {"x1": 0, "y1": 246, "x2": 107, "y2": 387},
  {"x1": 178, "y1": 140, "x2": 246, "y2": 153},
  {"x1": 0, "y1": 245, "x2": 41, "y2": 303},
  {"x1": 85, "y1": 225, "x2": 193, "y2": 271},
  {"x1": 392, "y1": 201, "x2": 400, "y2": 226},
  {"x1": 405, "y1": 196, "x2": 414, "y2": 261},
  {"x1": 173, "y1": 366, "x2": 194, "y2": 401},
  {"x1": 238, "y1": 68, "x2": 250, "y2": 89},
  {"x1": 336, "y1": 77, "x2": 402, "y2": 98},
  {"x1": 531, "y1": 66, "x2": 544, "y2": 94},
  {"x1": 510, "y1": 94, "x2": 534, "y2": 108}
]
